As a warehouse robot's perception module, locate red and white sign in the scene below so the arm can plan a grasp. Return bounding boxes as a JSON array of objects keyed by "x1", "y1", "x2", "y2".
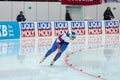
[
  {"x1": 88, "y1": 21, "x2": 102, "y2": 35},
  {"x1": 37, "y1": 22, "x2": 52, "y2": 37},
  {"x1": 61, "y1": 0, "x2": 101, "y2": 5},
  {"x1": 20, "y1": 22, "x2": 35, "y2": 37},
  {"x1": 105, "y1": 20, "x2": 119, "y2": 34},
  {"x1": 54, "y1": 22, "x2": 69, "y2": 36},
  {"x1": 71, "y1": 21, "x2": 85, "y2": 35}
]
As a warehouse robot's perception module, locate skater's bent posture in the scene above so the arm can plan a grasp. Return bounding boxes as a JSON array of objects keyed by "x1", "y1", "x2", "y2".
[{"x1": 39, "y1": 31, "x2": 76, "y2": 66}]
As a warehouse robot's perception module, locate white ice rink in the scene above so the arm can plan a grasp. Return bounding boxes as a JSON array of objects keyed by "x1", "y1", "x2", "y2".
[{"x1": 0, "y1": 35, "x2": 120, "y2": 80}]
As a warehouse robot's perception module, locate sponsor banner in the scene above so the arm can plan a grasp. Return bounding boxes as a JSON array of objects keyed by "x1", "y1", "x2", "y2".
[
  {"x1": 105, "y1": 20, "x2": 119, "y2": 34},
  {"x1": 71, "y1": 21, "x2": 85, "y2": 35},
  {"x1": 54, "y1": 21, "x2": 69, "y2": 36},
  {"x1": 88, "y1": 36, "x2": 103, "y2": 49},
  {"x1": 20, "y1": 22, "x2": 35, "y2": 37},
  {"x1": 105, "y1": 35, "x2": 119, "y2": 49},
  {"x1": 88, "y1": 21, "x2": 102, "y2": 35},
  {"x1": 61, "y1": 0, "x2": 101, "y2": 5},
  {"x1": 20, "y1": 39, "x2": 35, "y2": 55},
  {"x1": 37, "y1": 37, "x2": 52, "y2": 55},
  {"x1": 0, "y1": 40, "x2": 20, "y2": 56},
  {"x1": 37, "y1": 22, "x2": 52, "y2": 37},
  {"x1": 0, "y1": 22, "x2": 20, "y2": 39}
]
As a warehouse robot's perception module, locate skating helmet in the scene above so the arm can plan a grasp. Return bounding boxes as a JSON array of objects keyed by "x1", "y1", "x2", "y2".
[{"x1": 70, "y1": 31, "x2": 76, "y2": 39}]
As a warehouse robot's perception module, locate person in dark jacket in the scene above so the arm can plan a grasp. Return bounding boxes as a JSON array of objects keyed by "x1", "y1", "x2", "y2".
[
  {"x1": 103, "y1": 7, "x2": 114, "y2": 20},
  {"x1": 65, "y1": 10, "x2": 72, "y2": 21},
  {"x1": 16, "y1": 11, "x2": 26, "y2": 22}
]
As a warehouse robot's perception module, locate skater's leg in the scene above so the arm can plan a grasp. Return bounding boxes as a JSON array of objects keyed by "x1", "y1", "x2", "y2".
[
  {"x1": 40, "y1": 41, "x2": 58, "y2": 63},
  {"x1": 50, "y1": 44, "x2": 68, "y2": 65},
  {"x1": 39, "y1": 57, "x2": 46, "y2": 63},
  {"x1": 39, "y1": 48, "x2": 57, "y2": 63},
  {"x1": 50, "y1": 52, "x2": 62, "y2": 66}
]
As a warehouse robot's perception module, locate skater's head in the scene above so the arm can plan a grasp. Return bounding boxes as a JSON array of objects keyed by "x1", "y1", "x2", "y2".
[{"x1": 70, "y1": 31, "x2": 76, "y2": 40}]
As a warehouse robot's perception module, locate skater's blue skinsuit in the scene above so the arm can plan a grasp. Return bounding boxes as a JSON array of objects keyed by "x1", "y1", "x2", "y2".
[{"x1": 45, "y1": 32, "x2": 73, "y2": 61}]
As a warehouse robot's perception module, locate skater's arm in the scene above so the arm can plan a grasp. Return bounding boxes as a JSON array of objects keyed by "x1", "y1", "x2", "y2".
[{"x1": 57, "y1": 34, "x2": 69, "y2": 42}]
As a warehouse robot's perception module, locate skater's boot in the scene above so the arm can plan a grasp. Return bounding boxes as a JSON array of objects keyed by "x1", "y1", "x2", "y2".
[
  {"x1": 50, "y1": 60, "x2": 55, "y2": 66},
  {"x1": 39, "y1": 57, "x2": 46, "y2": 64}
]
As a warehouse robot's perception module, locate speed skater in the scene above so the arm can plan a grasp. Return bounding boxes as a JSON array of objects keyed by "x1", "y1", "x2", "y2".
[{"x1": 39, "y1": 31, "x2": 76, "y2": 66}]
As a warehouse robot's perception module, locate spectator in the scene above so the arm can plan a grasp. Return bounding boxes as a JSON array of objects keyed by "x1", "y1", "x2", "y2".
[
  {"x1": 65, "y1": 10, "x2": 72, "y2": 21},
  {"x1": 16, "y1": 11, "x2": 26, "y2": 22},
  {"x1": 103, "y1": 7, "x2": 114, "y2": 20}
]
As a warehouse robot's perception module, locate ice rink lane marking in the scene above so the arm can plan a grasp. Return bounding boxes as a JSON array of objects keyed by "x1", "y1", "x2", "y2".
[{"x1": 64, "y1": 49, "x2": 107, "y2": 80}]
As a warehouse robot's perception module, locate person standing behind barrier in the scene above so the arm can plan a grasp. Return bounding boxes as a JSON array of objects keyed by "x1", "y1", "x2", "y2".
[
  {"x1": 65, "y1": 10, "x2": 72, "y2": 21},
  {"x1": 103, "y1": 7, "x2": 114, "y2": 20},
  {"x1": 16, "y1": 11, "x2": 26, "y2": 22}
]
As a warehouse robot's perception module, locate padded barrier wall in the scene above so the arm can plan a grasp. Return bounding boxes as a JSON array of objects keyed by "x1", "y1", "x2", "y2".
[{"x1": 0, "y1": 20, "x2": 119, "y2": 40}]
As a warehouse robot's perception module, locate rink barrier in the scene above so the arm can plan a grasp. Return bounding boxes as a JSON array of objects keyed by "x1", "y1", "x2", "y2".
[{"x1": 0, "y1": 20, "x2": 119, "y2": 40}]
